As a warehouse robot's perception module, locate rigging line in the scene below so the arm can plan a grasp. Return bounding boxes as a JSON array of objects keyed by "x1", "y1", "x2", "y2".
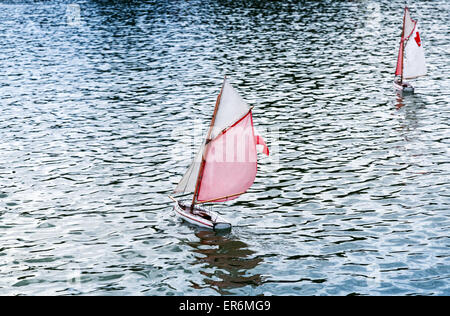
[{"x1": 210, "y1": 107, "x2": 254, "y2": 141}]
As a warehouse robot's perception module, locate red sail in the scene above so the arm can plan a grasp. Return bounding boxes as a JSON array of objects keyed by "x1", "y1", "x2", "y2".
[
  {"x1": 395, "y1": 39, "x2": 404, "y2": 77},
  {"x1": 197, "y1": 111, "x2": 257, "y2": 203}
]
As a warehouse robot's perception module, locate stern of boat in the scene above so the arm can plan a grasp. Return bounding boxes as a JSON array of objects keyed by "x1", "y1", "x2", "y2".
[{"x1": 393, "y1": 80, "x2": 414, "y2": 94}]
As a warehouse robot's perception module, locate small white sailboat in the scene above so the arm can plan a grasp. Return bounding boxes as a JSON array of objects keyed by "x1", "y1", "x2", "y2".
[
  {"x1": 169, "y1": 77, "x2": 269, "y2": 230},
  {"x1": 393, "y1": 6, "x2": 427, "y2": 93}
]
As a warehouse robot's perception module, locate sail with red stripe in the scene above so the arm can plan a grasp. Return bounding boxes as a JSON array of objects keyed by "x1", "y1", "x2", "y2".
[{"x1": 174, "y1": 77, "x2": 269, "y2": 205}]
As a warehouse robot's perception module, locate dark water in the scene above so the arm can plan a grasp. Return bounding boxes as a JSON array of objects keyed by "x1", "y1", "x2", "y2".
[{"x1": 0, "y1": 0, "x2": 449, "y2": 295}]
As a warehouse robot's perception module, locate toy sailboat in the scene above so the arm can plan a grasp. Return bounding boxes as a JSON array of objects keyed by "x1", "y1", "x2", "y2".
[
  {"x1": 169, "y1": 77, "x2": 269, "y2": 230},
  {"x1": 393, "y1": 6, "x2": 427, "y2": 93}
]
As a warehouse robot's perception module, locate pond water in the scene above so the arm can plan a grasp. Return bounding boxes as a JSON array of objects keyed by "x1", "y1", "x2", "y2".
[{"x1": 0, "y1": 0, "x2": 449, "y2": 295}]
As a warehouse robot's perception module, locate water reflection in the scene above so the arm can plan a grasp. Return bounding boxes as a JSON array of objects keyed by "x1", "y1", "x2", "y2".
[
  {"x1": 395, "y1": 93, "x2": 405, "y2": 110},
  {"x1": 187, "y1": 229, "x2": 263, "y2": 295},
  {"x1": 395, "y1": 91, "x2": 427, "y2": 111},
  {"x1": 394, "y1": 92, "x2": 426, "y2": 145},
  {"x1": 395, "y1": 94, "x2": 426, "y2": 130}
]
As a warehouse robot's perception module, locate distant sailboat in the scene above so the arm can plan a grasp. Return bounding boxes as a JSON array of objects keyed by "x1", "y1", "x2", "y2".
[
  {"x1": 393, "y1": 6, "x2": 427, "y2": 93},
  {"x1": 169, "y1": 77, "x2": 269, "y2": 230}
]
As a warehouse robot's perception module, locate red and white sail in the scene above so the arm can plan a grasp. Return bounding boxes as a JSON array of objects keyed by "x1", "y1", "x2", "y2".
[
  {"x1": 395, "y1": 7, "x2": 427, "y2": 80},
  {"x1": 403, "y1": 22, "x2": 426, "y2": 79},
  {"x1": 174, "y1": 78, "x2": 268, "y2": 204}
]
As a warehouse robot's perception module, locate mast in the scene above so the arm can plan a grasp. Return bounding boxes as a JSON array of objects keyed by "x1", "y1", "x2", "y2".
[
  {"x1": 400, "y1": 7, "x2": 407, "y2": 83},
  {"x1": 190, "y1": 76, "x2": 226, "y2": 211}
]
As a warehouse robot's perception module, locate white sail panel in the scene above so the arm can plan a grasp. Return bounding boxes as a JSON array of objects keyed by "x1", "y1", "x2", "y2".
[
  {"x1": 173, "y1": 141, "x2": 205, "y2": 193},
  {"x1": 403, "y1": 24, "x2": 426, "y2": 79},
  {"x1": 210, "y1": 79, "x2": 250, "y2": 140},
  {"x1": 403, "y1": 8, "x2": 415, "y2": 39}
]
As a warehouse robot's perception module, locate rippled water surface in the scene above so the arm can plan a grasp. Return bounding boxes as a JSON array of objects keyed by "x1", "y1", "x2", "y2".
[{"x1": 0, "y1": 0, "x2": 449, "y2": 295}]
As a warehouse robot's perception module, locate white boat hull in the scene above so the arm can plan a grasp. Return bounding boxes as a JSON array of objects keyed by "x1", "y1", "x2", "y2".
[
  {"x1": 393, "y1": 80, "x2": 414, "y2": 93},
  {"x1": 172, "y1": 199, "x2": 231, "y2": 230}
]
